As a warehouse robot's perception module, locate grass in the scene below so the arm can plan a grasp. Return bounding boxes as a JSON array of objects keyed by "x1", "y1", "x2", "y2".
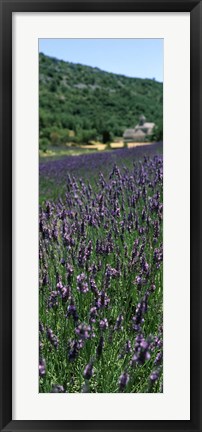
[
  {"x1": 39, "y1": 146, "x2": 99, "y2": 161},
  {"x1": 39, "y1": 141, "x2": 156, "y2": 162}
]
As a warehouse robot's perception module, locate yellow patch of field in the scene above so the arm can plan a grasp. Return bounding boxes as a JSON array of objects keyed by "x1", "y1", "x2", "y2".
[
  {"x1": 110, "y1": 141, "x2": 124, "y2": 149},
  {"x1": 80, "y1": 143, "x2": 107, "y2": 151},
  {"x1": 39, "y1": 149, "x2": 56, "y2": 157},
  {"x1": 80, "y1": 141, "x2": 125, "y2": 150},
  {"x1": 127, "y1": 142, "x2": 153, "y2": 148}
]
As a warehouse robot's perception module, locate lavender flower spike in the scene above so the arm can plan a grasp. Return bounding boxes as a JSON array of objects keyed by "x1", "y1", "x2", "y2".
[
  {"x1": 39, "y1": 358, "x2": 46, "y2": 377},
  {"x1": 119, "y1": 372, "x2": 129, "y2": 391},
  {"x1": 83, "y1": 361, "x2": 94, "y2": 380}
]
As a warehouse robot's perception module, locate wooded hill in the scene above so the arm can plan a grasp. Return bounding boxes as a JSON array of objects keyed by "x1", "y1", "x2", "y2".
[{"x1": 39, "y1": 52, "x2": 163, "y2": 148}]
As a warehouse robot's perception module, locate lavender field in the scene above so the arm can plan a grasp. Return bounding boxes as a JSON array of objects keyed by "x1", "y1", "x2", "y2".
[{"x1": 39, "y1": 143, "x2": 163, "y2": 393}]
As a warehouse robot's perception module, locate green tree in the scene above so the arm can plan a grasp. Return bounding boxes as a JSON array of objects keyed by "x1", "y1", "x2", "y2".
[
  {"x1": 102, "y1": 130, "x2": 112, "y2": 144},
  {"x1": 150, "y1": 121, "x2": 163, "y2": 141},
  {"x1": 39, "y1": 137, "x2": 49, "y2": 152}
]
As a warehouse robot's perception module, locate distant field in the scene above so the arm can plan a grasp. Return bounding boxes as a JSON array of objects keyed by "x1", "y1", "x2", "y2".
[
  {"x1": 39, "y1": 146, "x2": 99, "y2": 161},
  {"x1": 39, "y1": 142, "x2": 162, "y2": 205},
  {"x1": 39, "y1": 141, "x2": 157, "y2": 163}
]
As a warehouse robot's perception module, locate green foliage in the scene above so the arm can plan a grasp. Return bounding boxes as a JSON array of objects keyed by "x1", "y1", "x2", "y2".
[
  {"x1": 102, "y1": 130, "x2": 113, "y2": 144},
  {"x1": 76, "y1": 128, "x2": 98, "y2": 144},
  {"x1": 39, "y1": 137, "x2": 49, "y2": 152},
  {"x1": 150, "y1": 120, "x2": 163, "y2": 142},
  {"x1": 39, "y1": 53, "x2": 163, "y2": 146}
]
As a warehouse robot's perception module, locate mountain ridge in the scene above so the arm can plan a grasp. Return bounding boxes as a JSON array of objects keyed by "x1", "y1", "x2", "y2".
[{"x1": 40, "y1": 51, "x2": 163, "y2": 83}]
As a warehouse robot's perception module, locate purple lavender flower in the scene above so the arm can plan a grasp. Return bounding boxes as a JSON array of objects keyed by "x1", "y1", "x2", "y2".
[
  {"x1": 131, "y1": 336, "x2": 151, "y2": 366},
  {"x1": 85, "y1": 240, "x2": 93, "y2": 260},
  {"x1": 42, "y1": 273, "x2": 49, "y2": 287},
  {"x1": 150, "y1": 284, "x2": 156, "y2": 293},
  {"x1": 114, "y1": 314, "x2": 123, "y2": 331},
  {"x1": 89, "y1": 277, "x2": 99, "y2": 295},
  {"x1": 66, "y1": 302, "x2": 78, "y2": 322},
  {"x1": 83, "y1": 361, "x2": 94, "y2": 380},
  {"x1": 104, "y1": 264, "x2": 120, "y2": 288},
  {"x1": 66, "y1": 263, "x2": 74, "y2": 282},
  {"x1": 99, "y1": 318, "x2": 108, "y2": 331},
  {"x1": 39, "y1": 322, "x2": 44, "y2": 333},
  {"x1": 75, "y1": 323, "x2": 94, "y2": 340},
  {"x1": 68, "y1": 339, "x2": 83, "y2": 362},
  {"x1": 39, "y1": 358, "x2": 46, "y2": 377},
  {"x1": 88, "y1": 263, "x2": 98, "y2": 276},
  {"x1": 150, "y1": 370, "x2": 159, "y2": 383},
  {"x1": 59, "y1": 286, "x2": 70, "y2": 302},
  {"x1": 39, "y1": 340, "x2": 43, "y2": 352},
  {"x1": 134, "y1": 275, "x2": 145, "y2": 291},
  {"x1": 48, "y1": 291, "x2": 58, "y2": 309},
  {"x1": 56, "y1": 280, "x2": 63, "y2": 291},
  {"x1": 96, "y1": 291, "x2": 110, "y2": 309},
  {"x1": 46, "y1": 328, "x2": 58, "y2": 349},
  {"x1": 153, "y1": 244, "x2": 163, "y2": 268},
  {"x1": 125, "y1": 340, "x2": 132, "y2": 354},
  {"x1": 89, "y1": 306, "x2": 98, "y2": 324},
  {"x1": 154, "y1": 351, "x2": 163, "y2": 366},
  {"x1": 118, "y1": 372, "x2": 129, "y2": 391},
  {"x1": 77, "y1": 273, "x2": 89, "y2": 293},
  {"x1": 132, "y1": 295, "x2": 148, "y2": 331}
]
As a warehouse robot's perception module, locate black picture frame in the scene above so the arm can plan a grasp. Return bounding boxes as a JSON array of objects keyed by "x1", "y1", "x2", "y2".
[{"x1": 0, "y1": 1, "x2": 201, "y2": 431}]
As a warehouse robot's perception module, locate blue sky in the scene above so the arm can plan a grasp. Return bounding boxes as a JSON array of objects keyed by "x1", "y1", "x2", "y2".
[{"x1": 39, "y1": 39, "x2": 163, "y2": 82}]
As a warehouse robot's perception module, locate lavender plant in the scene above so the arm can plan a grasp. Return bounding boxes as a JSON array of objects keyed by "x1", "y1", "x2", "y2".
[{"x1": 39, "y1": 145, "x2": 163, "y2": 393}]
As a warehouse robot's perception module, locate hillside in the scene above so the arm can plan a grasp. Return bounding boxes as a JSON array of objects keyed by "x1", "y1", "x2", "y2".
[{"x1": 39, "y1": 53, "x2": 163, "y2": 148}]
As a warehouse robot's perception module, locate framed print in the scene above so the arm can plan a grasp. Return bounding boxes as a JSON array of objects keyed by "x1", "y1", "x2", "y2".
[{"x1": 0, "y1": 0, "x2": 201, "y2": 431}]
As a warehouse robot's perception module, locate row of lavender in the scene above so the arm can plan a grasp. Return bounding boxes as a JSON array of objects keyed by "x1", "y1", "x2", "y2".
[
  {"x1": 39, "y1": 148, "x2": 163, "y2": 393},
  {"x1": 39, "y1": 142, "x2": 162, "y2": 202}
]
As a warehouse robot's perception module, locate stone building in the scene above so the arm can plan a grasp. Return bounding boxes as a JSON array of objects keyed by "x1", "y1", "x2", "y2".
[{"x1": 123, "y1": 115, "x2": 155, "y2": 142}]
